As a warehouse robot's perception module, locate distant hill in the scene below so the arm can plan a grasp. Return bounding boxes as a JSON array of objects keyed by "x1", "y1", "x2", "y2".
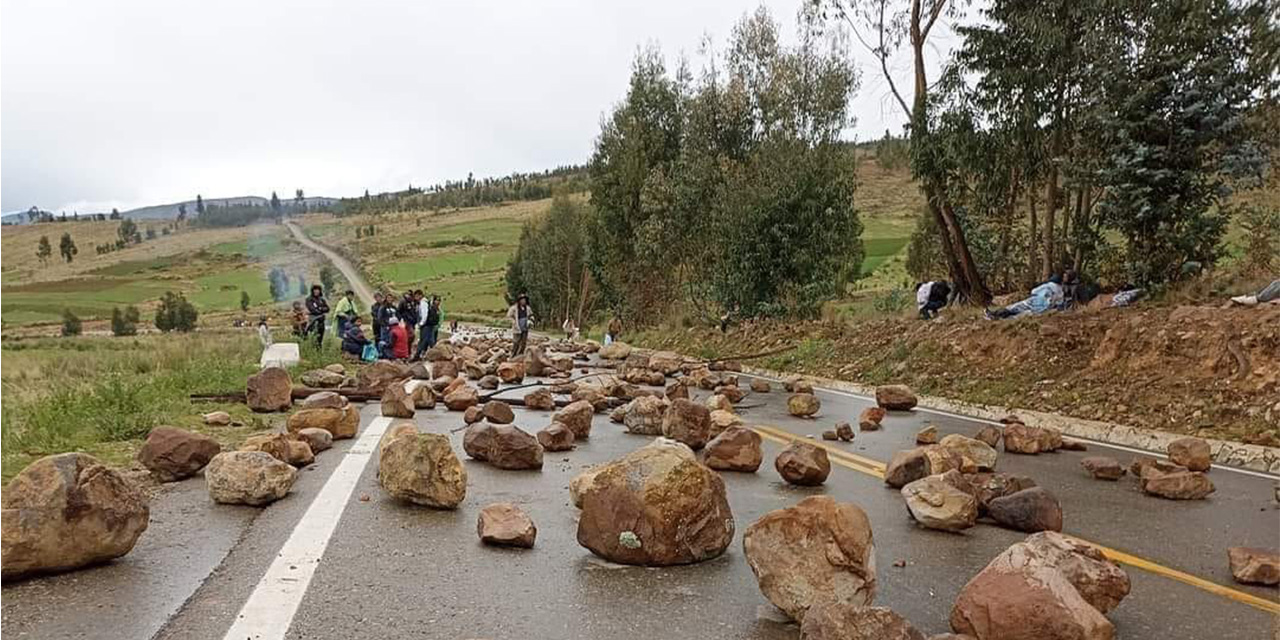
[{"x1": 1, "y1": 195, "x2": 338, "y2": 225}]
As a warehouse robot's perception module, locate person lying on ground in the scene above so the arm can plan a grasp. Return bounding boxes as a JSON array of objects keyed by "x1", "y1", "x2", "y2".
[
  {"x1": 390, "y1": 318, "x2": 411, "y2": 360},
  {"x1": 985, "y1": 274, "x2": 1065, "y2": 320},
  {"x1": 257, "y1": 316, "x2": 272, "y2": 347},
  {"x1": 915, "y1": 280, "x2": 952, "y2": 319},
  {"x1": 341, "y1": 317, "x2": 370, "y2": 357},
  {"x1": 1230, "y1": 279, "x2": 1280, "y2": 306}
]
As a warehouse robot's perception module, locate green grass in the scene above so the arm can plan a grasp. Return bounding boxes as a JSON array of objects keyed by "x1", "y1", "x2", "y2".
[
  {"x1": 90, "y1": 255, "x2": 186, "y2": 277},
  {"x1": 390, "y1": 218, "x2": 524, "y2": 249},
  {"x1": 209, "y1": 233, "x2": 284, "y2": 259},
  {"x1": 421, "y1": 271, "x2": 510, "y2": 317},
  {"x1": 860, "y1": 236, "x2": 911, "y2": 275},
  {"x1": 0, "y1": 278, "x2": 179, "y2": 325},
  {"x1": 189, "y1": 267, "x2": 277, "y2": 311},
  {"x1": 373, "y1": 249, "x2": 512, "y2": 285},
  {"x1": 0, "y1": 332, "x2": 276, "y2": 481}
]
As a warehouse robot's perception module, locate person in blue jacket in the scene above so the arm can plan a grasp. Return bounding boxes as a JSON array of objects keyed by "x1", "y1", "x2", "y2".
[{"x1": 985, "y1": 274, "x2": 1065, "y2": 320}]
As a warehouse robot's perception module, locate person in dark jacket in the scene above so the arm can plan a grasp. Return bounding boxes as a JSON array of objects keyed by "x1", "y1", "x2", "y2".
[
  {"x1": 915, "y1": 280, "x2": 952, "y2": 319},
  {"x1": 341, "y1": 316, "x2": 370, "y2": 356},
  {"x1": 399, "y1": 290, "x2": 421, "y2": 351},
  {"x1": 370, "y1": 292, "x2": 386, "y2": 343},
  {"x1": 305, "y1": 285, "x2": 330, "y2": 347}
]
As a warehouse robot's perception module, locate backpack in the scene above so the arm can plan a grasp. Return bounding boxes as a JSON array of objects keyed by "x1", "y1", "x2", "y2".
[{"x1": 361, "y1": 343, "x2": 378, "y2": 362}]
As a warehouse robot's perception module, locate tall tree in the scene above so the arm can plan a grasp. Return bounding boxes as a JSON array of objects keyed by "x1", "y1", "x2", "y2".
[{"x1": 817, "y1": 0, "x2": 992, "y2": 303}]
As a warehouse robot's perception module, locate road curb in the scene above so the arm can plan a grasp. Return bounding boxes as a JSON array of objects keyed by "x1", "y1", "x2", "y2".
[{"x1": 742, "y1": 365, "x2": 1280, "y2": 476}]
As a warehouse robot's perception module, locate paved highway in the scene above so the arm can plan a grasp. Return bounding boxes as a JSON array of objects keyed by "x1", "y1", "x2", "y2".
[{"x1": 3, "y1": 368, "x2": 1277, "y2": 639}]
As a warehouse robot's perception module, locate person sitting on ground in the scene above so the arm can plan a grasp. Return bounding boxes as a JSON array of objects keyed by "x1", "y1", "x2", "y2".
[
  {"x1": 257, "y1": 316, "x2": 272, "y2": 347},
  {"x1": 379, "y1": 312, "x2": 398, "y2": 359},
  {"x1": 341, "y1": 316, "x2": 370, "y2": 357},
  {"x1": 915, "y1": 280, "x2": 952, "y2": 319},
  {"x1": 305, "y1": 285, "x2": 330, "y2": 347},
  {"x1": 986, "y1": 274, "x2": 1065, "y2": 320},
  {"x1": 291, "y1": 301, "x2": 307, "y2": 337},
  {"x1": 334, "y1": 289, "x2": 357, "y2": 340},
  {"x1": 389, "y1": 317, "x2": 411, "y2": 360},
  {"x1": 507, "y1": 293, "x2": 535, "y2": 357},
  {"x1": 1230, "y1": 279, "x2": 1280, "y2": 306}
]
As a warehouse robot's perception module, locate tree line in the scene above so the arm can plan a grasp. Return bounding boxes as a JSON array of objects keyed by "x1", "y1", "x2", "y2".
[{"x1": 334, "y1": 166, "x2": 589, "y2": 217}]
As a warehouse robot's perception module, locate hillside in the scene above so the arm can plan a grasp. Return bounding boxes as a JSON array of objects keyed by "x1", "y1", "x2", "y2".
[{"x1": 1, "y1": 195, "x2": 340, "y2": 225}]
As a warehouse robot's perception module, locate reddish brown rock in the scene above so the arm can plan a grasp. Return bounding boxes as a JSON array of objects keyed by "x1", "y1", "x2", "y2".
[
  {"x1": 481, "y1": 401, "x2": 515, "y2": 425},
  {"x1": 487, "y1": 425, "x2": 543, "y2": 470},
  {"x1": 718, "y1": 385, "x2": 747, "y2": 404},
  {"x1": 951, "y1": 532, "x2": 1130, "y2": 639},
  {"x1": 1003, "y1": 423, "x2": 1042, "y2": 455},
  {"x1": 876, "y1": 385, "x2": 917, "y2": 410},
  {"x1": 662, "y1": 398, "x2": 712, "y2": 450},
  {"x1": 536, "y1": 423, "x2": 575, "y2": 452},
  {"x1": 665, "y1": 381, "x2": 689, "y2": 400},
  {"x1": 743, "y1": 496, "x2": 876, "y2": 622},
  {"x1": 576, "y1": 440, "x2": 733, "y2": 566},
  {"x1": 702, "y1": 426, "x2": 763, "y2": 472},
  {"x1": 1167, "y1": 437, "x2": 1211, "y2": 472},
  {"x1": 709, "y1": 409, "x2": 742, "y2": 436},
  {"x1": 1228, "y1": 547, "x2": 1279, "y2": 585},
  {"x1": 356, "y1": 360, "x2": 411, "y2": 391},
  {"x1": 463, "y1": 422, "x2": 496, "y2": 461},
  {"x1": 571, "y1": 386, "x2": 609, "y2": 411},
  {"x1": 705, "y1": 393, "x2": 734, "y2": 413},
  {"x1": 524, "y1": 387, "x2": 555, "y2": 411},
  {"x1": 750, "y1": 379, "x2": 772, "y2": 393},
  {"x1": 916, "y1": 425, "x2": 938, "y2": 444},
  {"x1": 822, "y1": 430, "x2": 839, "y2": 441},
  {"x1": 246, "y1": 366, "x2": 293, "y2": 412},
  {"x1": 293, "y1": 428, "x2": 333, "y2": 454},
  {"x1": 553, "y1": 400, "x2": 595, "y2": 440},
  {"x1": 775, "y1": 441, "x2": 831, "y2": 486},
  {"x1": 1141, "y1": 467, "x2": 1215, "y2": 500},
  {"x1": 497, "y1": 361, "x2": 525, "y2": 384},
  {"x1": 835, "y1": 422, "x2": 855, "y2": 442},
  {"x1": 859, "y1": 406, "x2": 886, "y2": 430},
  {"x1": 988, "y1": 487, "x2": 1063, "y2": 533},
  {"x1": 380, "y1": 384, "x2": 416, "y2": 419},
  {"x1": 463, "y1": 405, "x2": 484, "y2": 425},
  {"x1": 800, "y1": 604, "x2": 926, "y2": 640},
  {"x1": 967, "y1": 472, "x2": 1038, "y2": 515},
  {"x1": 885, "y1": 448, "x2": 931, "y2": 488},
  {"x1": 444, "y1": 385, "x2": 479, "y2": 411},
  {"x1": 1080, "y1": 456, "x2": 1125, "y2": 481},
  {"x1": 1037, "y1": 426, "x2": 1064, "y2": 452},
  {"x1": 477, "y1": 503, "x2": 536, "y2": 548},
  {"x1": 137, "y1": 427, "x2": 221, "y2": 482},
  {"x1": 974, "y1": 426, "x2": 1001, "y2": 447},
  {"x1": 1, "y1": 453, "x2": 151, "y2": 580}
]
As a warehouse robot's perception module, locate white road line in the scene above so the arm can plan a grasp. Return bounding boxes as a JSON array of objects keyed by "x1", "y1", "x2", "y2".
[
  {"x1": 740, "y1": 372, "x2": 1279, "y2": 480},
  {"x1": 222, "y1": 415, "x2": 392, "y2": 640}
]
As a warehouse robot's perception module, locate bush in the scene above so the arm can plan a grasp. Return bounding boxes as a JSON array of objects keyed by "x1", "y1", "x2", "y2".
[
  {"x1": 154, "y1": 292, "x2": 199, "y2": 332},
  {"x1": 61, "y1": 309, "x2": 82, "y2": 336},
  {"x1": 1236, "y1": 204, "x2": 1280, "y2": 276},
  {"x1": 111, "y1": 306, "x2": 140, "y2": 336}
]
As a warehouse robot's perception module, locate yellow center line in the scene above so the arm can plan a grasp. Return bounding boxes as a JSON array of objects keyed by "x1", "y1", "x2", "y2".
[{"x1": 748, "y1": 425, "x2": 1280, "y2": 615}]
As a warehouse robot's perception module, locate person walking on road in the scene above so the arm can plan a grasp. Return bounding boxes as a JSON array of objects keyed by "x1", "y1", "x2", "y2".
[
  {"x1": 305, "y1": 285, "x2": 330, "y2": 348},
  {"x1": 507, "y1": 294, "x2": 534, "y2": 358},
  {"x1": 333, "y1": 290, "x2": 357, "y2": 340}
]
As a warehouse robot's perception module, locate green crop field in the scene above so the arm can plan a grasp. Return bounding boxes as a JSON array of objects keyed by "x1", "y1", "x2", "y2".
[
  {"x1": 188, "y1": 266, "x2": 277, "y2": 311},
  {"x1": 209, "y1": 232, "x2": 284, "y2": 258},
  {"x1": 373, "y1": 248, "x2": 512, "y2": 286},
  {"x1": 0, "y1": 277, "x2": 180, "y2": 325},
  {"x1": 392, "y1": 217, "x2": 525, "y2": 249}
]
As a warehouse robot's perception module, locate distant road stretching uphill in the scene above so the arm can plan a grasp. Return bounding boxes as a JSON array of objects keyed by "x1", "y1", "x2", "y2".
[{"x1": 284, "y1": 220, "x2": 373, "y2": 308}]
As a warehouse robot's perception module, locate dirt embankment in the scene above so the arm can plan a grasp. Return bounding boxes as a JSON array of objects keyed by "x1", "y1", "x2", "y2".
[{"x1": 636, "y1": 304, "x2": 1280, "y2": 445}]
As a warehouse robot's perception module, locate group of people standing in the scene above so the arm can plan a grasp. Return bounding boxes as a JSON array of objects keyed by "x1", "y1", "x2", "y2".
[{"x1": 292, "y1": 286, "x2": 451, "y2": 362}]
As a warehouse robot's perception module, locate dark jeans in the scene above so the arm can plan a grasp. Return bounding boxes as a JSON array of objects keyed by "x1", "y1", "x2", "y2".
[
  {"x1": 413, "y1": 324, "x2": 438, "y2": 360},
  {"x1": 336, "y1": 316, "x2": 350, "y2": 343},
  {"x1": 511, "y1": 331, "x2": 528, "y2": 358},
  {"x1": 307, "y1": 316, "x2": 325, "y2": 348},
  {"x1": 378, "y1": 326, "x2": 393, "y2": 359},
  {"x1": 919, "y1": 300, "x2": 945, "y2": 319}
]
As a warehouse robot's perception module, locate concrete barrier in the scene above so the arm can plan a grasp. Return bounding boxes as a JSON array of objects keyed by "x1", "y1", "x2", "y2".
[{"x1": 260, "y1": 343, "x2": 301, "y2": 369}]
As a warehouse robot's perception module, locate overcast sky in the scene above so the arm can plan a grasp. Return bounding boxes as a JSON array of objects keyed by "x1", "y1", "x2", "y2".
[{"x1": 1, "y1": 0, "x2": 950, "y2": 214}]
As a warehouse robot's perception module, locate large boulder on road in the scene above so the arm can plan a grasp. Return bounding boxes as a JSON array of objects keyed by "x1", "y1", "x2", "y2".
[
  {"x1": 701, "y1": 426, "x2": 763, "y2": 472},
  {"x1": 463, "y1": 423, "x2": 496, "y2": 461},
  {"x1": 788, "y1": 393, "x2": 821, "y2": 417},
  {"x1": 1167, "y1": 437, "x2": 1211, "y2": 472},
  {"x1": 940, "y1": 434, "x2": 998, "y2": 472},
  {"x1": 902, "y1": 474, "x2": 978, "y2": 532},
  {"x1": 598, "y1": 342, "x2": 632, "y2": 360},
  {"x1": 553, "y1": 400, "x2": 594, "y2": 439},
  {"x1": 624, "y1": 395, "x2": 667, "y2": 435},
  {"x1": 2, "y1": 453, "x2": 150, "y2": 580},
  {"x1": 950, "y1": 532, "x2": 1130, "y2": 639},
  {"x1": 356, "y1": 360, "x2": 411, "y2": 391},
  {"x1": 137, "y1": 426, "x2": 221, "y2": 482},
  {"x1": 536, "y1": 423, "x2": 575, "y2": 451},
  {"x1": 378, "y1": 433, "x2": 466, "y2": 509},
  {"x1": 576, "y1": 439, "x2": 733, "y2": 566},
  {"x1": 293, "y1": 428, "x2": 333, "y2": 454},
  {"x1": 380, "y1": 384, "x2": 416, "y2": 419},
  {"x1": 987, "y1": 487, "x2": 1063, "y2": 533},
  {"x1": 287, "y1": 402, "x2": 358, "y2": 440},
  {"x1": 524, "y1": 387, "x2": 556, "y2": 411},
  {"x1": 481, "y1": 401, "x2": 516, "y2": 424},
  {"x1": 497, "y1": 361, "x2": 525, "y2": 384},
  {"x1": 247, "y1": 366, "x2": 293, "y2": 412},
  {"x1": 206, "y1": 451, "x2": 297, "y2": 506},
  {"x1": 876, "y1": 384, "x2": 917, "y2": 410},
  {"x1": 487, "y1": 425, "x2": 544, "y2": 470},
  {"x1": 477, "y1": 503, "x2": 537, "y2": 548},
  {"x1": 444, "y1": 386, "x2": 479, "y2": 411},
  {"x1": 1228, "y1": 547, "x2": 1279, "y2": 585},
  {"x1": 661, "y1": 398, "x2": 711, "y2": 449},
  {"x1": 775, "y1": 441, "x2": 831, "y2": 486},
  {"x1": 1003, "y1": 423, "x2": 1042, "y2": 455},
  {"x1": 300, "y1": 368, "x2": 344, "y2": 388},
  {"x1": 743, "y1": 496, "x2": 876, "y2": 622}
]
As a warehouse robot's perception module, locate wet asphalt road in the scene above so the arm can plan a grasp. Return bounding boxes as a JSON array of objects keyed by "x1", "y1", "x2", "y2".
[{"x1": 3, "y1": 370, "x2": 1278, "y2": 640}]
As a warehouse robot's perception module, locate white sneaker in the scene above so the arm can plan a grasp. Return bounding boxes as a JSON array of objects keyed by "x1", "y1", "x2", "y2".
[{"x1": 1230, "y1": 295, "x2": 1259, "y2": 306}]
